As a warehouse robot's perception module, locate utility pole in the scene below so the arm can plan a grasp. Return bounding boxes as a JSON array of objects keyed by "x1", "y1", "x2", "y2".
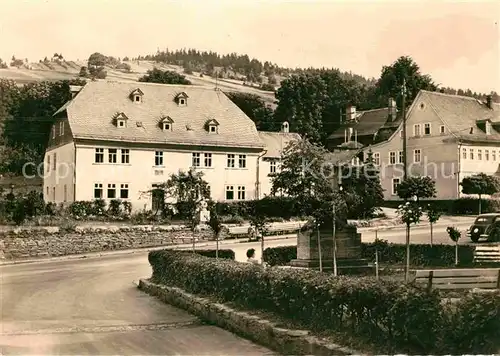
[{"x1": 401, "y1": 78, "x2": 408, "y2": 181}]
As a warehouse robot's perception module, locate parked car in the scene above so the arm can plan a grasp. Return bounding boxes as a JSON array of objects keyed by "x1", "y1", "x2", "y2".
[{"x1": 467, "y1": 213, "x2": 500, "y2": 242}]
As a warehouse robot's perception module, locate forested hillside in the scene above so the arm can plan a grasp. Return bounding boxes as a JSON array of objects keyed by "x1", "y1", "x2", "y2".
[{"x1": 0, "y1": 48, "x2": 498, "y2": 177}]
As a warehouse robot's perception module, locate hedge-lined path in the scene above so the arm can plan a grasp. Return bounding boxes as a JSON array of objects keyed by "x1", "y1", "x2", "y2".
[{"x1": 0, "y1": 253, "x2": 277, "y2": 355}]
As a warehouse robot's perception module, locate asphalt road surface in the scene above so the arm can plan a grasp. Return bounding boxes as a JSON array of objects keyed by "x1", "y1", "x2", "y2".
[{"x1": 0, "y1": 255, "x2": 276, "y2": 355}]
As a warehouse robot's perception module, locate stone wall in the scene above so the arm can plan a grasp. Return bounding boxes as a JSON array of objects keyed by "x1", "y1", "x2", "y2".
[{"x1": 0, "y1": 225, "x2": 212, "y2": 260}]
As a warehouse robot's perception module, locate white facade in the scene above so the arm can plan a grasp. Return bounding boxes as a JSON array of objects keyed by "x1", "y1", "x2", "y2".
[
  {"x1": 43, "y1": 142, "x2": 75, "y2": 204},
  {"x1": 44, "y1": 141, "x2": 274, "y2": 211}
]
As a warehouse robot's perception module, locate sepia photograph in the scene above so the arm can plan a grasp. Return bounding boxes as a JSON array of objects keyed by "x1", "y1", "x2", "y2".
[{"x1": 0, "y1": 0, "x2": 499, "y2": 354}]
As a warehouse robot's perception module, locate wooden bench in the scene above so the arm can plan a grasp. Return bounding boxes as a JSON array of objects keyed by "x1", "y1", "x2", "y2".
[{"x1": 410, "y1": 268, "x2": 500, "y2": 290}]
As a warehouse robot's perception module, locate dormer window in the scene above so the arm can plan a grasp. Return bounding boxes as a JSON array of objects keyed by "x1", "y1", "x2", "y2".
[
  {"x1": 175, "y1": 92, "x2": 189, "y2": 106},
  {"x1": 160, "y1": 116, "x2": 174, "y2": 131},
  {"x1": 113, "y1": 112, "x2": 129, "y2": 128},
  {"x1": 129, "y1": 88, "x2": 144, "y2": 103},
  {"x1": 205, "y1": 119, "x2": 220, "y2": 134}
]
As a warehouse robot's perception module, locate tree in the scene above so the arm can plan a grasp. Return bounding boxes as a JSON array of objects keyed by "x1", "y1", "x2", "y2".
[
  {"x1": 225, "y1": 92, "x2": 276, "y2": 131},
  {"x1": 446, "y1": 226, "x2": 461, "y2": 266},
  {"x1": 208, "y1": 208, "x2": 223, "y2": 259},
  {"x1": 341, "y1": 150, "x2": 384, "y2": 218},
  {"x1": 79, "y1": 66, "x2": 89, "y2": 78},
  {"x1": 396, "y1": 176, "x2": 437, "y2": 202},
  {"x1": 460, "y1": 173, "x2": 500, "y2": 214},
  {"x1": 0, "y1": 58, "x2": 7, "y2": 69},
  {"x1": 88, "y1": 52, "x2": 107, "y2": 68},
  {"x1": 397, "y1": 201, "x2": 424, "y2": 282},
  {"x1": 426, "y1": 204, "x2": 441, "y2": 246},
  {"x1": 153, "y1": 169, "x2": 210, "y2": 229},
  {"x1": 274, "y1": 69, "x2": 368, "y2": 144},
  {"x1": 373, "y1": 56, "x2": 438, "y2": 109},
  {"x1": 247, "y1": 204, "x2": 270, "y2": 264},
  {"x1": 139, "y1": 68, "x2": 191, "y2": 85}
]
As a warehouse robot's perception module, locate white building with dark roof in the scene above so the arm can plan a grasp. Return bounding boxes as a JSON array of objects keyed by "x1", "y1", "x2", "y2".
[
  {"x1": 43, "y1": 81, "x2": 298, "y2": 210},
  {"x1": 364, "y1": 90, "x2": 500, "y2": 200}
]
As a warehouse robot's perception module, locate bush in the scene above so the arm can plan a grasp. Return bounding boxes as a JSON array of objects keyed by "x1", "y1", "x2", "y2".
[
  {"x1": 219, "y1": 215, "x2": 245, "y2": 224},
  {"x1": 381, "y1": 198, "x2": 500, "y2": 215},
  {"x1": 215, "y1": 196, "x2": 300, "y2": 220},
  {"x1": 194, "y1": 249, "x2": 235, "y2": 260},
  {"x1": 148, "y1": 250, "x2": 500, "y2": 354},
  {"x1": 262, "y1": 242, "x2": 477, "y2": 267}
]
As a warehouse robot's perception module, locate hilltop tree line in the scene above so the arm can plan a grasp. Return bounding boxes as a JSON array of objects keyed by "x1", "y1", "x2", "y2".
[{"x1": 0, "y1": 51, "x2": 498, "y2": 176}]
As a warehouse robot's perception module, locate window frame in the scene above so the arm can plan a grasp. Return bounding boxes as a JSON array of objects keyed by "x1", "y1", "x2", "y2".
[
  {"x1": 225, "y1": 185, "x2": 234, "y2": 200},
  {"x1": 107, "y1": 183, "x2": 116, "y2": 199},
  {"x1": 227, "y1": 154, "x2": 235, "y2": 168},
  {"x1": 120, "y1": 184, "x2": 129, "y2": 199},
  {"x1": 204, "y1": 153, "x2": 212, "y2": 167},
  {"x1": 392, "y1": 178, "x2": 400, "y2": 196},
  {"x1": 94, "y1": 183, "x2": 103, "y2": 199},
  {"x1": 424, "y1": 123, "x2": 431, "y2": 135},
  {"x1": 192, "y1": 152, "x2": 201, "y2": 167},
  {"x1": 238, "y1": 154, "x2": 247, "y2": 168},
  {"x1": 413, "y1": 149, "x2": 421, "y2": 163},
  {"x1": 237, "y1": 186, "x2": 246, "y2": 200},
  {"x1": 95, "y1": 148, "x2": 104, "y2": 163},
  {"x1": 154, "y1": 151, "x2": 164, "y2": 167}
]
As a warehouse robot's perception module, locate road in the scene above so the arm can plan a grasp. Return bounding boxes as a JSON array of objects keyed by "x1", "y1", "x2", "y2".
[
  {"x1": 0, "y1": 222, "x2": 481, "y2": 354},
  {"x1": 0, "y1": 255, "x2": 276, "y2": 355}
]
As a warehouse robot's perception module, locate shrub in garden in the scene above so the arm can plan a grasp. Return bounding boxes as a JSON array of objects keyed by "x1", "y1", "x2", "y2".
[
  {"x1": 193, "y1": 249, "x2": 235, "y2": 260},
  {"x1": 147, "y1": 250, "x2": 500, "y2": 354},
  {"x1": 262, "y1": 242, "x2": 477, "y2": 267},
  {"x1": 108, "y1": 199, "x2": 122, "y2": 216}
]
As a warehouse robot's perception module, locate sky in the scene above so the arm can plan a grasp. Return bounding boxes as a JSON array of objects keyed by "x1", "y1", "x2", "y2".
[{"x1": 0, "y1": 0, "x2": 499, "y2": 93}]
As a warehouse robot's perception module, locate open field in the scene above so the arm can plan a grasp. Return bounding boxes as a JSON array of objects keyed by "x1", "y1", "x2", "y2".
[{"x1": 0, "y1": 60, "x2": 276, "y2": 107}]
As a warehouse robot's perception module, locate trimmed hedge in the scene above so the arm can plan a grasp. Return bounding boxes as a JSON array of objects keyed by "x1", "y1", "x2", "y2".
[
  {"x1": 215, "y1": 196, "x2": 300, "y2": 220},
  {"x1": 194, "y1": 249, "x2": 235, "y2": 260},
  {"x1": 381, "y1": 197, "x2": 500, "y2": 215},
  {"x1": 263, "y1": 242, "x2": 477, "y2": 267},
  {"x1": 148, "y1": 250, "x2": 500, "y2": 354}
]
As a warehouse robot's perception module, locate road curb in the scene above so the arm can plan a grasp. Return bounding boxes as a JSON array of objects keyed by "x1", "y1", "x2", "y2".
[{"x1": 139, "y1": 279, "x2": 359, "y2": 355}]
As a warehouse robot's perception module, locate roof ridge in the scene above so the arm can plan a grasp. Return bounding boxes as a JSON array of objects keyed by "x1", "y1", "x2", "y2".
[
  {"x1": 359, "y1": 107, "x2": 389, "y2": 113},
  {"x1": 421, "y1": 89, "x2": 488, "y2": 102}
]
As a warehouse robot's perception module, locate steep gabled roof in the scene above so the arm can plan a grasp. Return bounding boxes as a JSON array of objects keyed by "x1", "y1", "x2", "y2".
[
  {"x1": 328, "y1": 107, "x2": 393, "y2": 139},
  {"x1": 420, "y1": 90, "x2": 500, "y2": 143},
  {"x1": 56, "y1": 80, "x2": 264, "y2": 149},
  {"x1": 258, "y1": 131, "x2": 301, "y2": 158}
]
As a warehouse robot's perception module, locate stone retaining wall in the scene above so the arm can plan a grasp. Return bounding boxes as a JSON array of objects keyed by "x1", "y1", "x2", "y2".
[
  {"x1": 139, "y1": 279, "x2": 358, "y2": 356},
  {"x1": 0, "y1": 226, "x2": 212, "y2": 260}
]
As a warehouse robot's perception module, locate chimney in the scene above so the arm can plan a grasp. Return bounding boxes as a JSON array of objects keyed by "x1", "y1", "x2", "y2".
[
  {"x1": 388, "y1": 97, "x2": 397, "y2": 121},
  {"x1": 281, "y1": 121, "x2": 289, "y2": 133},
  {"x1": 486, "y1": 95, "x2": 493, "y2": 109},
  {"x1": 346, "y1": 105, "x2": 356, "y2": 121}
]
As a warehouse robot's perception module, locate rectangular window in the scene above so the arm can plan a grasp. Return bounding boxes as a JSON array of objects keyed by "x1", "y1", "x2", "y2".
[
  {"x1": 121, "y1": 149, "x2": 130, "y2": 164},
  {"x1": 389, "y1": 151, "x2": 396, "y2": 165},
  {"x1": 373, "y1": 153, "x2": 380, "y2": 165},
  {"x1": 155, "y1": 151, "x2": 163, "y2": 166},
  {"x1": 462, "y1": 148, "x2": 467, "y2": 159},
  {"x1": 95, "y1": 148, "x2": 104, "y2": 163},
  {"x1": 192, "y1": 152, "x2": 201, "y2": 167},
  {"x1": 46, "y1": 186, "x2": 49, "y2": 196},
  {"x1": 107, "y1": 184, "x2": 116, "y2": 199},
  {"x1": 494, "y1": 151, "x2": 497, "y2": 161},
  {"x1": 120, "y1": 184, "x2": 129, "y2": 199},
  {"x1": 108, "y1": 148, "x2": 117, "y2": 163},
  {"x1": 47, "y1": 155, "x2": 51, "y2": 173},
  {"x1": 225, "y1": 185, "x2": 234, "y2": 200},
  {"x1": 59, "y1": 121, "x2": 64, "y2": 136},
  {"x1": 398, "y1": 151, "x2": 403, "y2": 164},
  {"x1": 424, "y1": 123, "x2": 431, "y2": 135},
  {"x1": 270, "y1": 160, "x2": 277, "y2": 173},
  {"x1": 53, "y1": 153, "x2": 57, "y2": 171},
  {"x1": 392, "y1": 178, "x2": 400, "y2": 196},
  {"x1": 413, "y1": 124, "x2": 421, "y2": 136},
  {"x1": 52, "y1": 126, "x2": 56, "y2": 139},
  {"x1": 485, "y1": 150, "x2": 490, "y2": 161},
  {"x1": 440, "y1": 125, "x2": 445, "y2": 134},
  {"x1": 478, "y1": 149, "x2": 482, "y2": 160},
  {"x1": 469, "y1": 149, "x2": 474, "y2": 160},
  {"x1": 237, "y1": 186, "x2": 246, "y2": 200},
  {"x1": 94, "y1": 183, "x2": 103, "y2": 199},
  {"x1": 63, "y1": 185, "x2": 67, "y2": 202},
  {"x1": 52, "y1": 187, "x2": 55, "y2": 200},
  {"x1": 227, "y1": 154, "x2": 235, "y2": 168},
  {"x1": 204, "y1": 153, "x2": 212, "y2": 167},
  {"x1": 413, "y1": 149, "x2": 421, "y2": 163},
  {"x1": 238, "y1": 155, "x2": 247, "y2": 168}
]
